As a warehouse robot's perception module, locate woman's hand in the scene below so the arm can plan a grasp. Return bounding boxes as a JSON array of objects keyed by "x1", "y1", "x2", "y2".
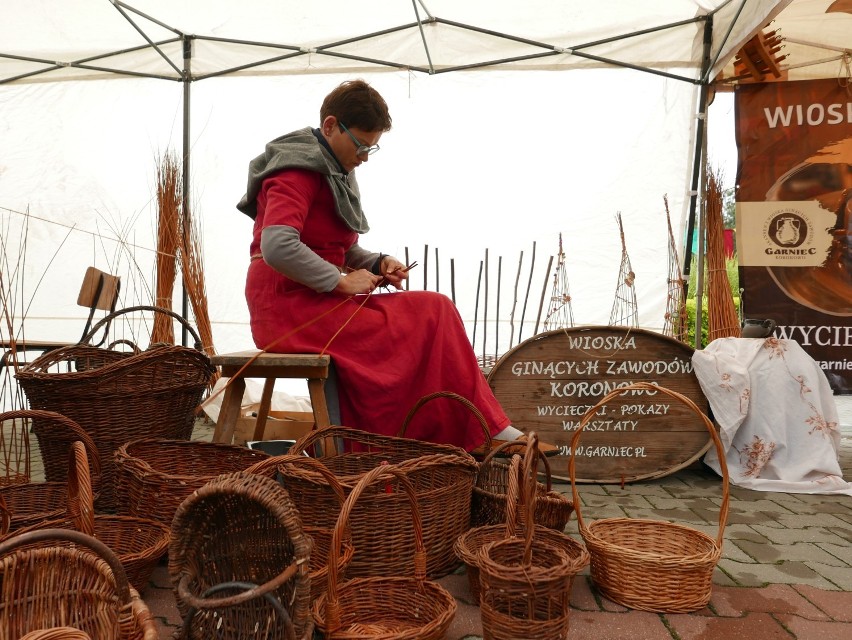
[
  {"x1": 380, "y1": 256, "x2": 408, "y2": 290},
  {"x1": 334, "y1": 269, "x2": 381, "y2": 295}
]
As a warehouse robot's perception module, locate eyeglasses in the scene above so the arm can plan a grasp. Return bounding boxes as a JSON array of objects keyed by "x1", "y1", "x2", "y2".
[{"x1": 338, "y1": 122, "x2": 380, "y2": 157}]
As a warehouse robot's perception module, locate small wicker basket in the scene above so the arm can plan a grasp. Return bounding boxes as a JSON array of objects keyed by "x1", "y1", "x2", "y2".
[
  {"x1": 0, "y1": 527, "x2": 159, "y2": 640},
  {"x1": 5, "y1": 441, "x2": 170, "y2": 593},
  {"x1": 311, "y1": 463, "x2": 457, "y2": 639},
  {"x1": 569, "y1": 382, "x2": 730, "y2": 613},
  {"x1": 0, "y1": 410, "x2": 101, "y2": 533}
]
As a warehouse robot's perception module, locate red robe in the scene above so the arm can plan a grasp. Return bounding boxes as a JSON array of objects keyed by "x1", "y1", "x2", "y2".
[{"x1": 245, "y1": 169, "x2": 510, "y2": 451}]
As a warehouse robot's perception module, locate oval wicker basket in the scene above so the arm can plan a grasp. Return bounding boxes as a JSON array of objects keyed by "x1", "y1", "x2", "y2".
[
  {"x1": 455, "y1": 451, "x2": 588, "y2": 603},
  {"x1": 0, "y1": 410, "x2": 102, "y2": 533},
  {"x1": 15, "y1": 305, "x2": 216, "y2": 510},
  {"x1": 286, "y1": 391, "x2": 481, "y2": 579},
  {"x1": 569, "y1": 382, "x2": 730, "y2": 613},
  {"x1": 169, "y1": 471, "x2": 314, "y2": 640},
  {"x1": 113, "y1": 438, "x2": 271, "y2": 524},
  {"x1": 311, "y1": 463, "x2": 457, "y2": 639},
  {"x1": 0, "y1": 527, "x2": 159, "y2": 640},
  {"x1": 4, "y1": 441, "x2": 170, "y2": 593},
  {"x1": 471, "y1": 436, "x2": 573, "y2": 531}
]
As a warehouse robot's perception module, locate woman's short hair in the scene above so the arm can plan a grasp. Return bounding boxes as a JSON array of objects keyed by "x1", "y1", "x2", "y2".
[{"x1": 320, "y1": 79, "x2": 392, "y2": 132}]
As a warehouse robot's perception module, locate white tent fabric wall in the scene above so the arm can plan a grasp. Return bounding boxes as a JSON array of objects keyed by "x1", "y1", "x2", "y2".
[{"x1": 3, "y1": 0, "x2": 816, "y2": 360}]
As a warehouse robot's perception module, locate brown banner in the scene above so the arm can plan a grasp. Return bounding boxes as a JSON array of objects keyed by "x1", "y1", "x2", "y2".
[{"x1": 735, "y1": 78, "x2": 852, "y2": 393}]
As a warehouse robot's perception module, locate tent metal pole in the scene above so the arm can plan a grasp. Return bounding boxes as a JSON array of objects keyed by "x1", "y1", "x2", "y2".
[
  {"x1": 181, "y1": 36, "x2": 192, "y2": 346},
  {"x1": 684, "y1": 17, "x2": 714, "y2": 348}
]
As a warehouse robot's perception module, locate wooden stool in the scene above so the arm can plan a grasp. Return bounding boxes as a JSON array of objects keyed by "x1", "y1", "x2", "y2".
[{"x1": 210, "y1": 351, "x2": 332, "y2": 445}]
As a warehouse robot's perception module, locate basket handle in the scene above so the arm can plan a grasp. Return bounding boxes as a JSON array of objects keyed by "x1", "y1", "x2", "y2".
[
  {"x1": 502, "y1": 454, "x2": 523, "y2": 539},
  {"x1": 518, "y1": 432, "x2": 542, "y2": 567},
  {"x1": 179, "y1": 581, "x2": 296, "y2": 640},
  {"x1": 0, "y1": 527, "x2": 133, "y2": 604},
  {"x1": 475, "y1": 437, "x2": 554, "y2": 492},
  {"x1": 78, "y1": 304, "x2": 204, "y2": 351},
  {"x1": 0, "y1": 410, "x2": 102, "y2": 484},
  {"x1": 323, "y1": 463, "x2": 424, "y2": 634},
  {"x1": 0, "y1": 495, "x2": 10, "y2": 536},
  {"x1": 289, "y1": 425, "x2": 359, "y2": 456},
  {"x1": 177, "y1": 561, "x2": 301, "y2": 614},
  {"x1": 246, "y1": 454, "x2": 349, "y2": 508},
  {"x1": 397, "y1": 391, "x2": 492, "y2": 451},
  {"x1": 568, "y1": 383, "x2": 730, "y2": 548},
  {"x1": 66, "y1": 441, "x2": 95, "y2": 536}
]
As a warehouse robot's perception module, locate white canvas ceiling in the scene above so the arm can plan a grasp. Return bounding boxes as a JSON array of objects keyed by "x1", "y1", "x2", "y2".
[{"x1": 1, "y1": 1, "x2": 848, "y2": 360}]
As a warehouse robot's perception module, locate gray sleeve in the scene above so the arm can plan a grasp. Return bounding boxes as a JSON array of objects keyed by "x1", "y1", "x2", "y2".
[
  {"x1": 260, "y1": 225, "x2": 342, "y2": 293},
  {"x1": 345, "y1": 242, "x2": 382, "y2": 272}
]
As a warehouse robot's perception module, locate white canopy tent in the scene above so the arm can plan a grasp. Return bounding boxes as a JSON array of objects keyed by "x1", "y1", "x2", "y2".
[{"x1": 1, "y1": 0, "x2": 846, "y2": 359}]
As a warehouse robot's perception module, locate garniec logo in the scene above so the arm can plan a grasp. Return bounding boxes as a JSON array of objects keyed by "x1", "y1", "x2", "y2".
[{"x1": 767, "y1": 211, "x2": 808, "y2": 248}]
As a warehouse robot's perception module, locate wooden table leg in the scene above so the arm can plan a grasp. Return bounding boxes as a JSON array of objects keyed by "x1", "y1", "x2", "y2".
[{"x1": 212, "y1": 376, "x2": 246, "y2": 444}]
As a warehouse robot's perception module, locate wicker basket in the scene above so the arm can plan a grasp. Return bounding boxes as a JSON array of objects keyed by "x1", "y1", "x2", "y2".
[
  {"x1": 19, "y1": 628, "x2": 93, "y2": 640},
  {"x1": 311, "y1": 463, "x2": 457, "y2": 639},
  {"x1": 113, "y1": 438, "x2": 271, "y2": 524},
  {"x1": 476, "y1": 434, "x2": 583, "y2": 640},
  {"x1": 15, "y1": 305, "x2": 216, "y2": 510},
  {"x1": 569, "y1": 382, "x2": 730, "y2": 613},
  {"x1": 0, "y1": 528, "x2": 159, "y2": 640},
  {"x1": 287, "y1": 391, "x2": 482, "y2": 579},
  {"x1": 245, "y1": 454, "x2": 354, "y2": 603},
  {"x1": 456, "y1": 453, "x2": 588, "y2": 604},
  {"x1": 0, "y1": 410, "x2": 102, "y2": 533},
  {"x1": 472, "y1": 436, "x2": 574, "y2": 531},
  {"x1": 6, "y1": 442, "x2": 170, "y2": 593},
  {"x1": 169, "y1": 471, "x2": 314, "y2": 640}
]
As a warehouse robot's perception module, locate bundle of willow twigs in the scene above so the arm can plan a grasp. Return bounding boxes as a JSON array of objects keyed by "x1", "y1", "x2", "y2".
[
  {"x1": 152, "y1": 152, "x2": 181, "y2": 345},
  {"x1": 704, "y1": 166, "x2": 740, "y2": 342},
  {"x1": 179, "y1": 190, "x2": 216, "y2": 360},
  {"x1": 662, "y1": 195, "x2": 689, "y2": 343}
]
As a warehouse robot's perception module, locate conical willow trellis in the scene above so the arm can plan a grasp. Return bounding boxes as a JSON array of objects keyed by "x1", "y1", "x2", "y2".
[
  {"x1": 662, "y1": 195, "x2": 689, "y2": 342},
  {"x1": 609, "y1": 212, "x2": 639, "y2": 327},
  {"x1": 543, "y1": 233, "x2": 575, "y2": 331}
]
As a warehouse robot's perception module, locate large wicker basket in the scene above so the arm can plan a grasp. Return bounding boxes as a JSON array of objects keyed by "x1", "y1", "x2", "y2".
[
  {"x1": 246, "y1": 454, "x2": 355, "y2": 603},
  {"x1": 6, "y1": 442, "x2": 170, "y2": 593},
  {"x1": 0, "y1": 527, "x2": 159, "y2": 640},
  {"x1": 113, "y1": 438, "x2": 270, "y2": 524},
  {"x1": 169, "y1": 471, "x2": 314, "y2": 640},
  {"x1": 286, "y1": 428, "x2": 477, "y2": 579},
  {"x1": 0, "y1": 410, "x2": 101, "y2": 533},
  {"x1": 471, "y1": 437, "x2": 573, "y2": 531},
  {"x1": 569, "y1": 382, "x2": 730, "y2": 613},
  {"x1": 311, "y1": 463, "x2": 457, "y2": 639},
  {"x1": 15, "y1": 305, "x2": 216, "y2": 510}
]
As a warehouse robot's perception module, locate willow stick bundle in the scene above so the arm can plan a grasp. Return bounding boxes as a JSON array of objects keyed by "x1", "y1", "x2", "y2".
[
  {"x1": 179, "y1": 190, "x2": 216, "y2": 360},
  {"x1": 662, "y1": 195, "x2": 689, "y2": 342},
  {"x1": 609, "y1": 213, "x2": 639, "y2": 327},
  {"x1": 704, "y1": 166, "x2": 740, "y2": 341},
  {"x1": 152, "y1": 152, "x2": 181, "y2": 344}
]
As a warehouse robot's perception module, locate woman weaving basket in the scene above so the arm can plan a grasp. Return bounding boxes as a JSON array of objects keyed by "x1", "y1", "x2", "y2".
[{"x1": 238, "y1": 79, "x2": 554, "y2": 457}]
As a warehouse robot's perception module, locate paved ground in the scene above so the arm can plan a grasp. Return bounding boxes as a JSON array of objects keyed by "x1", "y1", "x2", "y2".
[{"x1": 133, "y1": 396, "x2": 852, "y2": 639}]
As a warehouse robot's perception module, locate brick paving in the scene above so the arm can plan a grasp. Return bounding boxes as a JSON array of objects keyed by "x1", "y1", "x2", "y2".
[{"x1": 15, "y1": 397, "x2": 852, "y2": 639}]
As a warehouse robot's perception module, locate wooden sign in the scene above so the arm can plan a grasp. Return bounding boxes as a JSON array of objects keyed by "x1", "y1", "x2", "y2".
[{"x1": 487, "y1": 326, "x2": 712, "y2": 483}]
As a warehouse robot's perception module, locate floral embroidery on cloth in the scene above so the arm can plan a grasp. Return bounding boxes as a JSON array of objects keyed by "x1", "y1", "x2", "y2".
[{"x1": 736, "y1": 435, "x2": 776, "y2": 478}]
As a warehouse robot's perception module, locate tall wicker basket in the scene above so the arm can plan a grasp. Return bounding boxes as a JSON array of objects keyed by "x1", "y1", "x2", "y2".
[
  {"x1": 15, "y1": 305, "x2": 216, "y2": 510},
  {"x1": 569, "y1": 382, "x2": 730, "y2": 613},
  {"x1": 0, "y1": 528, "x2": 159, "y2": 640}
]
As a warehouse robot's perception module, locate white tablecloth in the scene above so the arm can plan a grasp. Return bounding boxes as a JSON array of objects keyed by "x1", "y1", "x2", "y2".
[{"x1": 692, "y1": 337, "x2": 852, "y2": 496}]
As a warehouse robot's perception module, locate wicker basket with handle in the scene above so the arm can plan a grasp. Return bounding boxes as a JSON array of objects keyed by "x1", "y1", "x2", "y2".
[
  {"x1": 455, "y1": 448, "x2": 588, "y2": 603},
  {"x1": 477, "y1": 433, "x2": 583, "y2": 640},
  {"x1": 169, "y1": 470, "x2": 314, "y2": 640},
  {"x1": 569, "y1": 382, "x2": 730, "y2": 613},
  {"x1": 245, "y1": 454, "x2": 355, "y2": 603},
  {"x1": 4, "y1": 441, "x2": 170, "y2": 593},
  {"x1": 311, "y1": 462, "x2": 457, "y2": 639},
  {"x1": 113, "y1": 437, "x2": 271, "y2": 524},
  {"x1": 471, "y1": 436, "x2": 573, "y2": 531},
  {"x1": 0, "y1": 410, "x2": 101, "y2": 532},
  {"x1": 286, "y1": 391, "x2": 482, "y2": 578},
  {"x1": 0, "y1": 527, "x2": 159, "y2": 640},
  {"x1": 15, "y1": 305, "x2": 216, "y2": 510}
]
